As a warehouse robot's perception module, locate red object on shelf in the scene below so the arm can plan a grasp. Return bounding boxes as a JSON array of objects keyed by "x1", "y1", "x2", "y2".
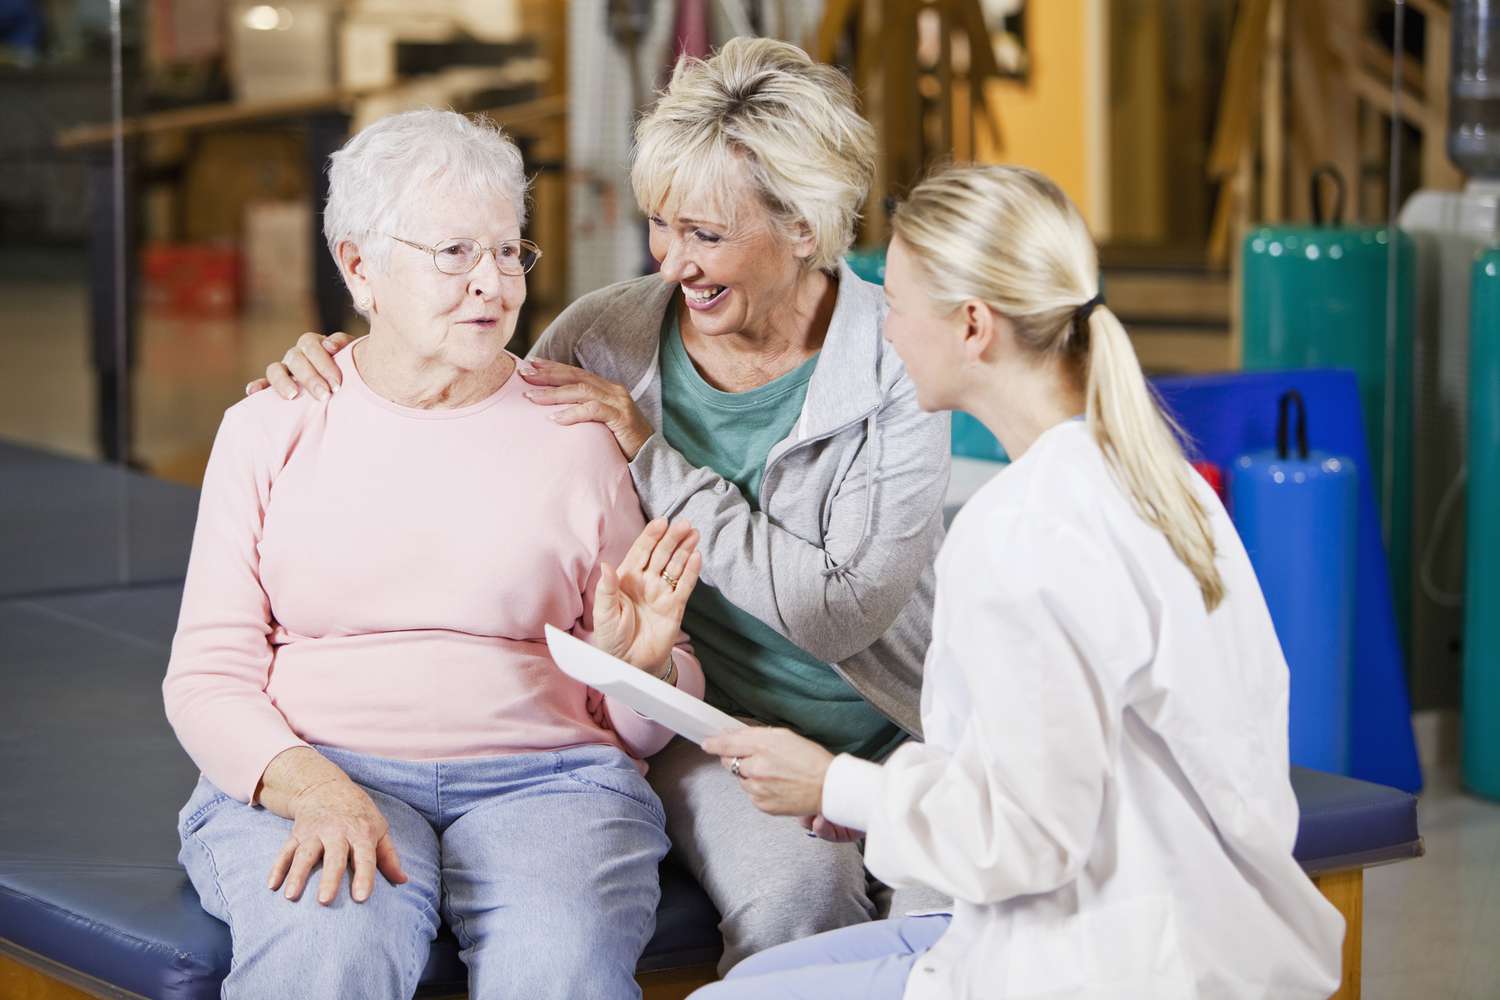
[
  {"x1": 1193, "y1": 460, "x2": 1227, "y2": 504},
  {"x1": 142, "y1": 242, "x2": 241, "y2": 317}
]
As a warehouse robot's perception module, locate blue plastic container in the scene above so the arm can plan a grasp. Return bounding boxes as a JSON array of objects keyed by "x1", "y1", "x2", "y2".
[{"x1": 1231, "y1": 390, "x2": 1360, "y2": 773}]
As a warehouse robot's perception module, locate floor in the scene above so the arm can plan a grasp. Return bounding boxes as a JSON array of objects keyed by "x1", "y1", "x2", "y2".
[
  {"x1": 4, "y1": 261, "x2": 1500, "y2": 999},
  {"x1": 1364, "y1": 766, "x2": 1500, "y2": 1000},
  {"x1": 1, "y1": 248, "x2": 321, "y2": 482}
]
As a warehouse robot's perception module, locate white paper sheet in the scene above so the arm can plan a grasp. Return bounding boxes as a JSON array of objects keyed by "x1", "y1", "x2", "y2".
[{"x1": 544, "y1": 625, "x2": 746, "y2": 746}]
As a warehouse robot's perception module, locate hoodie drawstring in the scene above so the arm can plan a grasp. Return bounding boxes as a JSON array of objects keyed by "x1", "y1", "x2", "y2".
[{"x1": 821, "y1": 412, "x2": 879, "y2": 578}]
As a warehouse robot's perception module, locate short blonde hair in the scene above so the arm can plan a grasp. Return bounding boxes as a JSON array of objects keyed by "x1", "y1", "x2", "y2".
[
  {"x1": 894, "y1": 165, "x2": 1226, "y2": 611},
  {"x1": 630, "y1": 37, "x2": 875, "y2": 272}
]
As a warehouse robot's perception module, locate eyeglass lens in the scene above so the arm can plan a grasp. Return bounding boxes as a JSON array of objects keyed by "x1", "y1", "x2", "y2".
[{"x1": 433, "y1": 238, "x2": 538, "y2": 275}]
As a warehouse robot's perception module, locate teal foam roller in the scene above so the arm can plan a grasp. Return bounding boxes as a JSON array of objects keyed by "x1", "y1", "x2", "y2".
[{"x1": 1465, "y1": 248, "x2": 1500, "y2": 799}]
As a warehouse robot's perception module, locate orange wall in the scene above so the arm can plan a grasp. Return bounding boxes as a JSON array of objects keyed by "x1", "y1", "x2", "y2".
[{"x1": 980, "y1": 0, "x2": 1104, "y2": 230}]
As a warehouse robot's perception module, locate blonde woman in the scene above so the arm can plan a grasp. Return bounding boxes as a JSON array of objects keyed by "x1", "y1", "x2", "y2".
[
  {"x1": 245, "y1": 39, "x2": 949, "y2": 971},
  {"x1": 697, "y1": 165, "x2": 1346, "y2": 999}
]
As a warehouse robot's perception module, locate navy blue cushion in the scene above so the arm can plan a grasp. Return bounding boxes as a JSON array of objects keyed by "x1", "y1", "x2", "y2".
[
  {"x1": 0, "y1": 440, "x2": 197, "y2": 598},
  {"x1": 1289, "y1": 766, "x2": 1422, "y2": 873}
]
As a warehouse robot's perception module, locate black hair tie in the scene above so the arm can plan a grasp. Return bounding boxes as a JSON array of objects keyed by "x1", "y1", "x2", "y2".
[
  {"x1": 1072, "y1": 290, "x2": 1105, "y2": 348},
  {"x1": 1076, "y1": 290, "x2": 1105, "y2": 322}
]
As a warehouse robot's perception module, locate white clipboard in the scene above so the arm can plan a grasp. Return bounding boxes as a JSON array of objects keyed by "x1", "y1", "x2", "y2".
[{"x1": 544, "y1": 625, "x2": 747, "y2": 746}]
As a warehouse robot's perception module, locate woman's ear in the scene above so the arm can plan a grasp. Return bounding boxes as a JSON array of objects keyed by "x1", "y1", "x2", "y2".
[
  {"x1": 789, "y1": 220, "x2": 817, "y2": 262},
  {"x1": 959, "y1": 299, "x2": 998, "y2": 364},
  {"x1": 338, "y1": 240, "x2": 374, "y2": 312}
]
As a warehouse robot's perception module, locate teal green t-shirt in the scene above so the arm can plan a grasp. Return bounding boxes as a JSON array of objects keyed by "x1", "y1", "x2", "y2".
[{"x1": 659, "y1": 312, "x2": 904, "y2": 761}]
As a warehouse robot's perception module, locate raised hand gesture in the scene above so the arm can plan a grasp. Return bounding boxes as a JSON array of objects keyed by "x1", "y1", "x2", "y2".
[{"x1": 591, "y1": 518, "x2": 702, "y2": 674}]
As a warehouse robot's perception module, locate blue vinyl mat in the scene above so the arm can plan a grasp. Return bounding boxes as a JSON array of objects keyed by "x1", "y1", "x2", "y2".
[{"x1": 0, "y1": 440, "x2": 198, "y2": 598}]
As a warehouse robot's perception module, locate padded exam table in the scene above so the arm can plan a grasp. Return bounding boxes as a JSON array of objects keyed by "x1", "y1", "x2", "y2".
[
  {"x1": 0, "y1": 442, "x2": 1420, "y2": 999},
  {"x1": 0, "y1": 441, "x2": 198, "y2": 599}
]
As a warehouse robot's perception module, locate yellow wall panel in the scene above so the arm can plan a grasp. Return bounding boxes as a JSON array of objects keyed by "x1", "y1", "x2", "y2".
[{"x1": 979, "y1": 0, "x2": 1105, "y2": 231}]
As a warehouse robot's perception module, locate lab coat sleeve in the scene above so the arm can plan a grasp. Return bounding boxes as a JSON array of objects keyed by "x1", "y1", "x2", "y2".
[{"x1": 822, "y1": 513, "x2": 1152, "y2": 906}]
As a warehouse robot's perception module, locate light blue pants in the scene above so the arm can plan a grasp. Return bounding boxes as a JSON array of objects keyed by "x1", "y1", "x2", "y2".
[
  {"x1": 689, "y1": 914, "x2": 952, "y2": 999},
  {"x1": 177, "y1": 743, "x2": 669, "y2": 1000}
]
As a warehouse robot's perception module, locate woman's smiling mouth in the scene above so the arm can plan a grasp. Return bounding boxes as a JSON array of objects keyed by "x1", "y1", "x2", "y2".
[{"x1": 683, "y1": 284, "x2": 728, "y2": 311}]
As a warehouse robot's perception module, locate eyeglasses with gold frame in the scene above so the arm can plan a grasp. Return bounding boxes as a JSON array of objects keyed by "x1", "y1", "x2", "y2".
[{"x1": 387, "y1": 235, "x2": 543, "y2": 276}]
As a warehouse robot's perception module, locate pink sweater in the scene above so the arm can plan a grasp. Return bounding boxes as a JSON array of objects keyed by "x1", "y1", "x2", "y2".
[{"x1": 163, "y1": 349, "x2": 703, "y2": 803}]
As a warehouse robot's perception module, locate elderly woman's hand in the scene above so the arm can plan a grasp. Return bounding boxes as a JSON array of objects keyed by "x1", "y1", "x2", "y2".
[
  {"x1": 520, "y1": 359, "x2": 655, "y2": 460},
  {"x1": 244, "y1": 331, "x2": 357, "y2": 401},
  {"x1": 267, "y1": 774, "x2": 408, "y2": 905},
  {"x1": 701, "y1": 727, "x2": 839, "y2": 819},
  {"x1": 592, "y1": 518, "x2": 702, "y2": 676}
]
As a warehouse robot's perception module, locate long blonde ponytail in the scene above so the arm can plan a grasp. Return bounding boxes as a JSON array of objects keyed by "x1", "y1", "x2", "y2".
[
  {"x1": 893, "y1": 165, "x2": 1225, "y2": 611},
  {"x1": 1084, "y1": 304, "x2": 1225, "y2": 610}
]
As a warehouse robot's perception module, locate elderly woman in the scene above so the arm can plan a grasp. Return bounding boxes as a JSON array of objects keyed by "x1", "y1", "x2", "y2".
[
  {"x1": 164, "y1": 109, "x2": 707, "y2": 1000},
  {"x1": 249, "y1": 39, "x2": 950, "y2": 971}
]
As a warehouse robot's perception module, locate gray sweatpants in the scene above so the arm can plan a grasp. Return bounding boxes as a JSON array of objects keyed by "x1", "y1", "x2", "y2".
[{"x1": 648, "y1": 737, "x2": 950, "y2": 976}]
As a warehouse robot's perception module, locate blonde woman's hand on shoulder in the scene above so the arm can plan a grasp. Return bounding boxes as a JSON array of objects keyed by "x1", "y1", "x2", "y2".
[
  {"x1": 245, "y1": 331, "x2": 357, "y2": 400},
  {"x1": 518, "y1": 359, "x2": 655, "y2": 460}
]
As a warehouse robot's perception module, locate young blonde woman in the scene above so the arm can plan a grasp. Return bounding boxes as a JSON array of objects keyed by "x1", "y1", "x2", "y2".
[{"x1": 697, "y1": 165, "x2": 1346, "y2": 999}]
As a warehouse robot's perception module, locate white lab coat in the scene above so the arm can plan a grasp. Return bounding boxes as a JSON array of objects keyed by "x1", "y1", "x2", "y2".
[{"x1": 823, "y1": 420, "x2": 1345, "y2": 999}]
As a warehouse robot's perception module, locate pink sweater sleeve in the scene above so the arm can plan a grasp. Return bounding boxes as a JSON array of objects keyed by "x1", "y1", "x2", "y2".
[
  {"x1": 575, "y1": 466, "x2": 705, "y2": 759},
  {"x1": 162, "y1": 405, "x2": 308, "y2": 803}
]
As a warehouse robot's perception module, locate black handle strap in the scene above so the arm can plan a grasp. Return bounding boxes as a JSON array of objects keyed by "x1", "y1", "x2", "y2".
[
  {"x1": 1277, "y1": 389, "x2": 1309, "y2": 461},
  {"x1": 1310, "y1": 164, "x2": 1346, "y2": 227}
]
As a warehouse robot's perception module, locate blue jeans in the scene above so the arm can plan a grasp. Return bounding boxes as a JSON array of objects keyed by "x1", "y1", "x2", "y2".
[
  {"x1": 689, "y1": 914, "x2": 952, "y2": 1000},
  {"x1": 177, "y1": 744, "x2": 669, "y2": 1000}
]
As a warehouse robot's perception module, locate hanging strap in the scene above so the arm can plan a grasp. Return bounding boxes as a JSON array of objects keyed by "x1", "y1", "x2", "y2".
[
  {"x1": 1310, "y1": 164, "x2": 1347, "y2": 227},
  {"x1": 1277, "y1": 389, "x2": 1310, "y2": 461}
]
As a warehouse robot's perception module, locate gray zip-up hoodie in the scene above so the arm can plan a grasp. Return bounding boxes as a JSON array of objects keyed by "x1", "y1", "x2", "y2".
[{"x1": 529, "y1": 261, "x2": 950, "y2": 737}]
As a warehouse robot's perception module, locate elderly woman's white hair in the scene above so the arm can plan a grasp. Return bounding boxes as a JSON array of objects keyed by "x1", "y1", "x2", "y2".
[
  {"x1": 631, "y1": 37, "x2": 877, "y2": 272},
  {"x1": 324, "y1": 109, "x2": 529, "y2": 307}
]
